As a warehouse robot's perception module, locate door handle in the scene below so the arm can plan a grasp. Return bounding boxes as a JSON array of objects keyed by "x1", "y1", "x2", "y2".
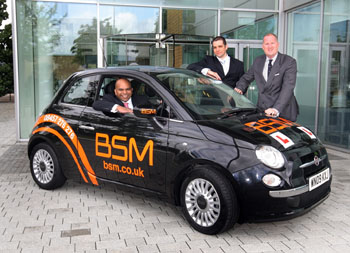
[{"x1": 79, "y1": 125, "x2": 95, "y2": 131}]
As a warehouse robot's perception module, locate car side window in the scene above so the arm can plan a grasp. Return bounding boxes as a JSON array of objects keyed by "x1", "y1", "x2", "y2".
[
  {"x1": 97, "y1": 76, "x2": 178, "y2": 119},
  {"x1": 128, "y1": 78, "x2": 175, "y2": 119},
  {"x1": 62, "y1": 76, "x2": 97, "y2": 106}
]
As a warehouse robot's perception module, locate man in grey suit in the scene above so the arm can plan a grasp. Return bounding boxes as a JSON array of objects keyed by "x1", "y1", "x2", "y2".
[{"x1": 235, "y1": 33, "x2": 299, "y2": 121}]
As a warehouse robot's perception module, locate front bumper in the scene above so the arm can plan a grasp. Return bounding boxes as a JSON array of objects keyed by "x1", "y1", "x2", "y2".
[
  {"x1": 232, "y1": 164, "x2": 332, "y2": 222},
  {"x1": 269, "y1": 184, "x2": 309, "y2": 198},
  {"x1": 269, "y1": 167, "x2": 330, "y2": 198}
]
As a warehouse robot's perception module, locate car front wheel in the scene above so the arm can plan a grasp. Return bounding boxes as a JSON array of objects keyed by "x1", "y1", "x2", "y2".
[
  {"x1": 30, "y1": 143, "x2": 66, "y2": 190},
  {"x1": 180, "y1": 167, "x2": 239, "y2": 234}
]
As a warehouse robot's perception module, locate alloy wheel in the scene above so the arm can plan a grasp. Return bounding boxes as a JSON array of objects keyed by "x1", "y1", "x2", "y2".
[
  {"x1": 32, "y1": 149, "x2": 55, "y2": 184},
  {"x1": 184, "y1": 178, "x2": 221, "y2": 227}
]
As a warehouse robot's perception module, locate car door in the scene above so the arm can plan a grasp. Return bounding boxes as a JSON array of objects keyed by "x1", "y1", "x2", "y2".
[
  {"x1": 49, "y1": 74, "x2": 99, "y2": 179},
  {"x1": 77, "y1": 74, "x2": 169, "y2": 193}
]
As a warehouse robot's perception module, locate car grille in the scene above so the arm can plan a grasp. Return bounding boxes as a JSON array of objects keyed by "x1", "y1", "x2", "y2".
[{"x1": 299, "y1": 152, "x2": 328, "y2": 178}]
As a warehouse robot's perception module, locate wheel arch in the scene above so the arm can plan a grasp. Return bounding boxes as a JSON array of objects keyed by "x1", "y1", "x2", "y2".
[
  {"x1": 172, "y1": 160, "x2": 240, "y2": 206},
  {"x1": 28, "y1": 133, "x2": 67, "y2": 175},
  {"x1": 28, "y1": 135, "x2": 58, "y2": 158}
]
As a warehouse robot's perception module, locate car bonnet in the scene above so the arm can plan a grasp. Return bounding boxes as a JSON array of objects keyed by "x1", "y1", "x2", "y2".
[{"x1": 196, "y1": 114, "x2": 320, "y2": 151}]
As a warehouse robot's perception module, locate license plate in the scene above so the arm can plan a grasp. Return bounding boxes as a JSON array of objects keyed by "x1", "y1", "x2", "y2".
[{"x1": 309, "y1": 168, "x2": 330, "y2": 191}]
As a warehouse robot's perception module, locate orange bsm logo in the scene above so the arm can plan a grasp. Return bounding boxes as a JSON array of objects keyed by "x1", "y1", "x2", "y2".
[{"x1": 95, "y1": 133, "x2": 154, "y2": 166}]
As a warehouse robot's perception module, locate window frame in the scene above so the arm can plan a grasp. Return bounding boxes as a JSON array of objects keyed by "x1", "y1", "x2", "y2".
[
  {"x1": 95, "y1": 74, "x2": 179, "y2": 120},
  {"x1": 60, "y1": 74, "x2": 99, "y2": 107}
]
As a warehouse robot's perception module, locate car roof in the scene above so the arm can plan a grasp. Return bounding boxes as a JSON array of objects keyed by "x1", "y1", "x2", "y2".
[{"x1": 72, "y1": 66, "x2": 190, "y2": 78}]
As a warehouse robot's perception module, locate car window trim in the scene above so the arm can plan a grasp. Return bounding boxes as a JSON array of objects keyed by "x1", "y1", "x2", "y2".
[{"x1": 58, "y1": 102, "x2": 87, "y2": 109}]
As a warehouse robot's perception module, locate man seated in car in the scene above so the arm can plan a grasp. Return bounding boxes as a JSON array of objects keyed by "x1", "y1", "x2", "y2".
[{"x1": 93, "y1": 78, "x2": 148, "y2": 114}]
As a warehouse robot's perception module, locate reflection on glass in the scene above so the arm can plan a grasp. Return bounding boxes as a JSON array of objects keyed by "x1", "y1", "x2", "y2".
[
  {"x1": 226, "y1": 48, "x2": 236, "y2": 59},
  {"x1": 107, "y1": 42, "x2": 151, "y2": 66},
  {"x1": 155, "y1": 70, "x2": 255, "y2": 120},
  {"x1": 222, "y1": 0, "x2": 278, "y2": 10},
  {"x1": 289, "y1": 4, "x2": 321, "y2": 42},
  {"x1": 287, "y1": 3, "x2": 320, "y2": 132},
  {"x1": 162, "y1": 9, "x2": 217, "y2": 36},
  {"x1": 16, "y1": 0, "x2": 97, "y2": 138},
  {"x1": 221, "y1": 11, "x2": 277, "y2": 39},
  {"x1": 105, "y1": 34, "x2": 210, "y2": 68},
  {"x1": 243, "y1": 47, "x2": 264, "y2": 104},
  {"x1": 100, "y1": 0, "x2": 219, "y2": 8},
  {"x1": 99, "y1": 5, "x2": 159, "y2": 36},
  {"x1": 318, "y1": 0, "x2": 350, "y2": 149}
]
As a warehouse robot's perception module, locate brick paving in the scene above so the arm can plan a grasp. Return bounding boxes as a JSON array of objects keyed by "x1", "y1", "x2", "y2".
[{"x1": 1, "y1": 101, "x2": 350, "y2": 253}]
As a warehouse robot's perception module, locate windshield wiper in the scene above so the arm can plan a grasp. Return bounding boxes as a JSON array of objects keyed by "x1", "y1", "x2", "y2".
[{"x1": 217, "y1": 108, "x2": 257, "y2": 119}]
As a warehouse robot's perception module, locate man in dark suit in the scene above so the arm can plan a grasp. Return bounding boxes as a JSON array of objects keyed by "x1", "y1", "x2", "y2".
[
  {"x1": 93, "y1": 78, "x2": 147, "y2": 114},
  {"x1": 187, "y1": 36, "x2": 244, "y2": 88},
  {"x1": 235, "y1": 33, "x2": 299, "y2": 122}
]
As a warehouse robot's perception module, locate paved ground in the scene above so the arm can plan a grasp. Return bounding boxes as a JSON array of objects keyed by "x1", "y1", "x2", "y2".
[{"x1": 1, "y1": 100, "x2": 350, "y2": 253}]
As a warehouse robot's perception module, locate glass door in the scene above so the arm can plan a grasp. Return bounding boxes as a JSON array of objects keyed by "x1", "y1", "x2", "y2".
[
  {"x1": 324, "y1": 44, "x2": 350, "y2": 148},
  {"x1": 241, "y1": 43, "x2": 264, "y2": 104},
  {"x1": 226, "y1": 40, "x2": 263, "y2": 104},
  {"x1": 226, "y1": 42, "x2": 238, "y2": 60}
]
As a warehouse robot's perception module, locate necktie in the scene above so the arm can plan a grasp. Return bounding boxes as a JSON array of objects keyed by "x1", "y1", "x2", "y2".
[
  {"x1": 268, "y1": 59, "x2": 273, "y2": 78},
  {"x1": 123, "y1": 102, "x2": 128, "y2": 108},
  {"x1": 220, "y1": 59, "x2": 228, "y2": 75}
]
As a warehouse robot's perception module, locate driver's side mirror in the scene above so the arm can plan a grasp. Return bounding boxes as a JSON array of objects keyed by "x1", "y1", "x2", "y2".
[{"x1": 133, "y1": 108, "x2": 157, "y2": 118}]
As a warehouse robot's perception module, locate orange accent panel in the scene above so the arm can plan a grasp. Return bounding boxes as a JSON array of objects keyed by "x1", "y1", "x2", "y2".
[
  {"x1": 77, "y1": 141, "x2": 99, "y2": 185},
  {"x1": 33, "y1": 114, "x2": 98, "y2": 186},
  {"x1": 33, "y1": 127, "x2": 88, "y2": 183}
]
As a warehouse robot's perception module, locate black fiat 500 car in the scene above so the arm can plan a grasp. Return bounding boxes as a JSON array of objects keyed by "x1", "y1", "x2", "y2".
[{"x1": 28, "y1": 66, "x2": 331, "y2": 234}]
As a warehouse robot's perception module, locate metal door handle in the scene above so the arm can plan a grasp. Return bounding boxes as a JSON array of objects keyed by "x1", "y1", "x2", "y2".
[{"x1": 79, "y1": 125, "x2": 95, "y2": 131}]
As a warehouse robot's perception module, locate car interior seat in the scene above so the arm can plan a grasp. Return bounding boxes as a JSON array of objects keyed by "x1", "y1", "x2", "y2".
[
  {"x1": 130, "y1": 79, "x2": 142, "y2": 95},
  {"x1": 145, "y1": 85, "x2": 156, "y2": 97},
  {"x1": 104, "y1": 80, "x2": 117, "y2": 95}
]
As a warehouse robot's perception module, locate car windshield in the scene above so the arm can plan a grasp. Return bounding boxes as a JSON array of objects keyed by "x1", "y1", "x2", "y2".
[{"x1": 154, "y1": 70, "x2": 256, "y2": 120}]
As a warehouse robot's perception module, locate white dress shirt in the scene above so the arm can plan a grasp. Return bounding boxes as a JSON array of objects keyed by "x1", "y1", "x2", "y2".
[
  {"x1": 263, "y1": 53, "x2": 278, "y2": 82},
  {"x1": 218, "y1": 55, "x2": 230, "y2": 76},
  {"x1": 111, "y1": 98, "x2": 133, "y2": 112},
  {"x1": 201, "y1": 55, "x2": 231, "y2": 76}
]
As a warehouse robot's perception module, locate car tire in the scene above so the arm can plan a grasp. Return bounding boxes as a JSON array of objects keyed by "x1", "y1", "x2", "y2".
[
  {"x1": 180, "y1": 166, "x2": 239, "y2": 234},
  {"x1": 30, "y1": 143, "x2": 66, "y2": 190}
]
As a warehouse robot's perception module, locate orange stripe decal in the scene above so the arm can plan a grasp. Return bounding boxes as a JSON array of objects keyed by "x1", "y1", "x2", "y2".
[
  {"x1": 33, "y1": 114, "x2": 98, "y2": 185},
  {"x1": 77, "y1": 141, "x2": 98, "y2": 185},
  {"x1": 33, "y1": 127, "x2": 88, "y2": 183}
]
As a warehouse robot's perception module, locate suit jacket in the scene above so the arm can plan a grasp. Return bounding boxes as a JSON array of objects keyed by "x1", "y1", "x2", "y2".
[
  {"x1": 236, "y1": 53, "x2": 299, "y2": 121},
  {"x1": 187, "y1": 55, "x2": 244, "y2": 88},
  {"x1": 92, "y1": 93, "x2": 148, "y2": 113}
]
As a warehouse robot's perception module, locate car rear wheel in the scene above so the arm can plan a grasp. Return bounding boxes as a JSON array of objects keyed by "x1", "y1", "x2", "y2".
[
  {"x1": 180, "y1": 167, "x2": 239, "y2": 234},
  {"x1": 30, "y1": 143, "x2": 66, "y2": 190}
]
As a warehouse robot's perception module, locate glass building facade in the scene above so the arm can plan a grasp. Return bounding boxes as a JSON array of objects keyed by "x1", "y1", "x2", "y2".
[{"x1": 12, "y1": 0, "x2": 350, "y2": 151}]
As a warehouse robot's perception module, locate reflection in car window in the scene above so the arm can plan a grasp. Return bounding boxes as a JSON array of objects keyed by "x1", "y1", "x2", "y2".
[
  {"x1": 62, "y1": 76, "x2": 97, "y2": 106},
  {"x1": 155, "y1": 71, "x2": 255, "y2": 119}
]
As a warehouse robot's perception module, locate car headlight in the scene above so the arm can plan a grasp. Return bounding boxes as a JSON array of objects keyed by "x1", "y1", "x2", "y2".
[{"x1": 255, "y1": 145, "x2": 285, "y2": 169}]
